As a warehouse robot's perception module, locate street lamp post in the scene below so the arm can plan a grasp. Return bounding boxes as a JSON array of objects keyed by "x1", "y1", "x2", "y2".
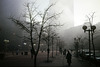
[
  {"x1": 82, "y1": 25, "x2": 96, "y2": 59},
  {"x1": 4, "y1": 39, "x2": 10, "y2": 53}
]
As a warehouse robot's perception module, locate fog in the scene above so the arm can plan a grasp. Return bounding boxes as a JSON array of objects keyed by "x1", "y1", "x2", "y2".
[
  {"x1": 0, "y1": 0, "x2": 100, "y2": 50},
  {"x1": 74, "y1": 0, "x2": 100, "y2": 26},
  {"x1": 49, "y1": 0, "x2": 74, "y2": 31},
  {"x1": 0, "y1": 1, "x2": 100, "y2": 67},
  {"x1": 0, "y1": 0, "x2": 26, "y2": 51}
]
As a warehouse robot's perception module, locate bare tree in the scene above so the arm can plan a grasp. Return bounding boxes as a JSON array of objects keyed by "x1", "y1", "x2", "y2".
[
  {"x1": 50, "y1": 30, "x2": 57, "y2": 58},
  {"x1": 42, "y1": 25, "x2": 60, "y2": 62},
  {"x1": 9, "y1": 1, "x2": 61, "y2": 67}
]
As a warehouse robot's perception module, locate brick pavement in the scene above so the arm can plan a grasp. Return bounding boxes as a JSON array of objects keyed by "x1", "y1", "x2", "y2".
[{"x1": 0, "y1": 51, "x2": 98, "y2": 67}]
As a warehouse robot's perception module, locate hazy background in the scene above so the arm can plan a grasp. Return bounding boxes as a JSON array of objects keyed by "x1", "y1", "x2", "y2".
[{"x1": 0, "y1": 0, "x2": 100, "y2": 50}]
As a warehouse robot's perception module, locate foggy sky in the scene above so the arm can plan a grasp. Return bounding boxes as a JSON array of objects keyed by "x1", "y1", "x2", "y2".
[
  {"x1": 74, "y1": 0, "x2": 100, "y2": 26},
  {"x1": 49, "y1": 0, "x2": 74, "y2": 31},
  {"x1": 1, "y1": 0, "x2": 100, "y2": 33},
  {"x1": 0, "y1": 0, "x2": 74, "y2": 33},
  {"x1": 0, "y1": 0, "x2": 26, "y2": 49},
  {"x1": 1, "y1": 0, "x2": 100, "y2": 49}
]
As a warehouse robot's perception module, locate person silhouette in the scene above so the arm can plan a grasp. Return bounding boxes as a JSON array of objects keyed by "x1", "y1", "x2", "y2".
[
  {"x1": 66, "y1": 50, "x2": 72, "y2": 66},
  {"x1": 63, "y1": 49, "x2": 66, "y2": 56}
]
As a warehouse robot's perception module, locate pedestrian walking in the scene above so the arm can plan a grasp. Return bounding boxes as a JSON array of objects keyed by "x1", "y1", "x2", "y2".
[
  {"x1": 66, "y1": 50, "x2": 72, "y2": 66},
  {"x1": 63, "y1": 49, "x2": 66, "y2": 56}
]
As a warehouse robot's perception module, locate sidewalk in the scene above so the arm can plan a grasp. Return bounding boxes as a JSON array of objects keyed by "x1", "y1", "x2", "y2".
[
  {"x1": 0, "y1": 52, "x2": 98, "y2": 67},
  {"x1": 37, "y1": 52, "x2": 97, "y2": 67}
]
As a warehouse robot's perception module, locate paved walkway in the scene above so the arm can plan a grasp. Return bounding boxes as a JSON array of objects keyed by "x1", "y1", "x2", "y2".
[
  {"x1": 37, "y1": 53, "x2": 96, "y2": 67},
  {"x1": 0, "y1": 52, "x2": 98, "y2": 67}
]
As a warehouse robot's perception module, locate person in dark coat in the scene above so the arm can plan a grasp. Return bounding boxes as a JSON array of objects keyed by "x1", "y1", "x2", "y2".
[{"x1": 66, "y1": 50, "x2": 72, "y2": 66}]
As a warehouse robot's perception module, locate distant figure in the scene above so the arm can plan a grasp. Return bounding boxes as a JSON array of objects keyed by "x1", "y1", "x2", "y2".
[
  {"x1": 16, "y1": 50, "x2": 19, "y2": 55},
  {"x1": 63, "y1": 49, "x2": 66, "y2": 56},
  {"x1": 59, "y1": 47, "x2": 62, "y2": 54},
  {"x1": 66, "y1": 50, "x2": 72, "y2": 66}
]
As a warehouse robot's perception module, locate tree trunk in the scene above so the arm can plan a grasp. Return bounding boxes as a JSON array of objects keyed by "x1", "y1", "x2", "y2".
[
  {"x1": 47, "y1": 35, "x2": 50, "y2": 62},
  {"x1": 52, "y1": 44, "x2": 53, "y2": 58},
  {"x1": 34, "y1": 54, "x2": 37, "y2": 67},
  {"x1": 56, "y1": 45, "x2": 57, "y2": 55}
]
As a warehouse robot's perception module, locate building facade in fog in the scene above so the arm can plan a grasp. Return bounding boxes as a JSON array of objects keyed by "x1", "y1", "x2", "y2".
[{"x1": 0, "y1": 0, "x2": 26, "y2": 51}]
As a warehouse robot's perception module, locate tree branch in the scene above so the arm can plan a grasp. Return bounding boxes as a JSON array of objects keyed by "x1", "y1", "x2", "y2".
[{"x1": 9, "y1": 17, "x2": 30, "y2": 33}]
